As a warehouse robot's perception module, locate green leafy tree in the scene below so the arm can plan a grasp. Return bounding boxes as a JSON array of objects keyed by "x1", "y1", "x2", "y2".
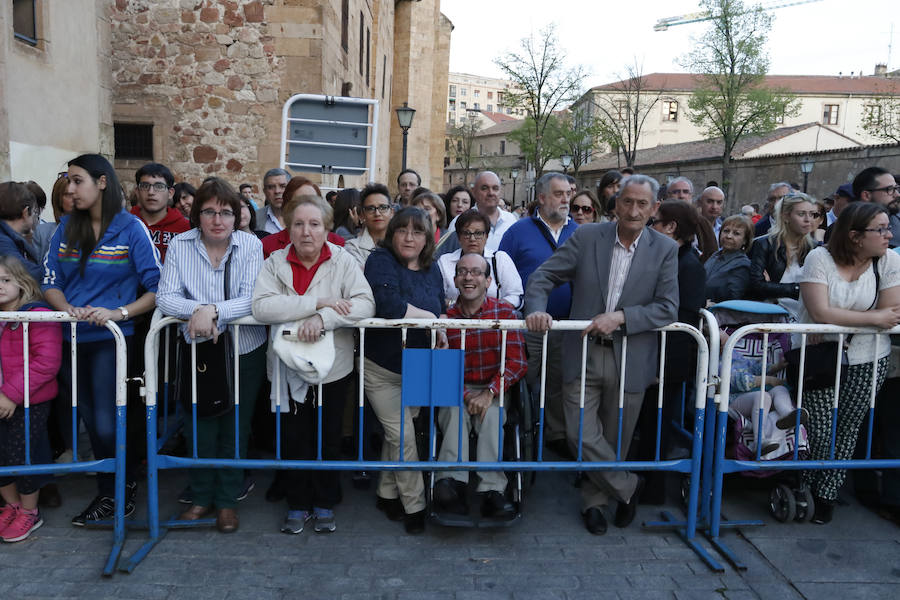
[
  {"x1": 506, "y1": 115, "x2": 566, "y2": 176},
  {"x1": 495, "y1": 24, "x2": 587, "y2": 177},
  {"x1": 680, "y1": 0, "x2": 800, "y2": 191},
  {"x1": 554, "y1": 106, "x2": 606, "y2": 177},
  {"x1": 861, "y1": 94, "x2": 900, "y2": 143}
]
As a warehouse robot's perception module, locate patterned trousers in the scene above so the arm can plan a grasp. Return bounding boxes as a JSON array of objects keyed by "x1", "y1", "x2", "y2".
[{"x1": 802, "y1": 357, "x2": 888, "y2": 502}]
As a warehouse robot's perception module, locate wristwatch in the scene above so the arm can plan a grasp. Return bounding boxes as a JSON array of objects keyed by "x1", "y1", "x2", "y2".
[{"x1": 117, "y1": 306, "x2": 129, "y2": 320}]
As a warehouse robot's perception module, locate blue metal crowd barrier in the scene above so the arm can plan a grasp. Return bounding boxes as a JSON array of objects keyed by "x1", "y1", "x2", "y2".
[
  {"x1": 0, "y1": 311, "x2": 129, "y2": 576},
  {"x1": 708, "y1": 322, "x2": 900, "y2": 570},
  {"x1": 122, "y1": 316, "x2": 710, "y2": 572}
]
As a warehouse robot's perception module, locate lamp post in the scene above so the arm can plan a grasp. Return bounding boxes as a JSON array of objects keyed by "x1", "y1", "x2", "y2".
[
  {"x1": 800, "y1": 157, "x2": 814, "y2": 193},
  {"x1": 510, "y1": 168, "x2": 520, "y2": 208},
  {"x1": 395, "y1": 102, "x2": 416, "y2": 172},
  {"x1": 560, "y1": 153, "x2": 573, "y2": 175}
]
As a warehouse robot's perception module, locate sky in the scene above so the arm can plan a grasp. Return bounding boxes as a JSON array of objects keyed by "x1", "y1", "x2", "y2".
[{"x1": 440, "y1": 0, "x2": 897, "y2": 88}]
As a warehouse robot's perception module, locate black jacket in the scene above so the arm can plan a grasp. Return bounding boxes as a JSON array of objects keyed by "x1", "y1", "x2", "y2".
[
  {"x1": 704, "y1": 249, "x2": 751, "y2": 302},
  {"x1": 748, "y1": 235, "x2": 800, "y2": 301},
  {"x1": 665, "y1": 244, "x2": 706, "y2": 380}
]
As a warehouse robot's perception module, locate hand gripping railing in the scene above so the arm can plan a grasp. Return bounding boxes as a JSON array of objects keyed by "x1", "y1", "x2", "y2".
[
  {"x1": 123, "y1": 316, "x2": 709, "y2": 571},
  {"x1": 708, "y1": 322, "x2": 900, "y2": 570},
  {"x1": 0, "y1": 311, "x2": 128, "y2": 576}
]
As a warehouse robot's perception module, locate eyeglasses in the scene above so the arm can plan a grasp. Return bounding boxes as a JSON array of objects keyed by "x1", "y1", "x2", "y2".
[
  {"x1": 199, "y1": 209, "x2": 236, "y2": 219},
  {"x1": 859, "y1": 227, "x2": 892, "y2": 237},
  {"x1": 867, "y1": 185, "x2": 900, "y2": 194},
  {"x1": 571, "y1": 205, "x2": 594, "y2": 214},
  {"x1": 138, "y1": 182, "x2": 170, "y2": 192},
  {"x1": 396, "y1": 227, "x2": 426, "y2": 239},
  {"x1": 363, "y1": 204, "x2": 392, "y2": 215},
  {"x1": 57, "y1": 172, "x2": 68, "y2": 180},
  {"x1": 792, "y1": 210, "x2": 821, "y2": 219},
  {"x1": 460, "y1": 230, "x2": 487, "y2": 240},
  {"x1": 456, "y1": 268, "x2": 486, "y2": 277}
]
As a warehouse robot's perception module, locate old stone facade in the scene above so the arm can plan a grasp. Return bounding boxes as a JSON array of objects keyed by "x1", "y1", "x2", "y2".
[{"x1": 108, "y1": 0, "x2": 450, "y2": 195}]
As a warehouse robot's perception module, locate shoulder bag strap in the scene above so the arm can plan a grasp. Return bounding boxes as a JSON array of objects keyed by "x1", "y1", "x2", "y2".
[
  {"x1": 530, "y1": 217, "x2": 558, "y2": 252},
  {"x1": 491, "y1": 254, "x2": 500, "y2": 299}
]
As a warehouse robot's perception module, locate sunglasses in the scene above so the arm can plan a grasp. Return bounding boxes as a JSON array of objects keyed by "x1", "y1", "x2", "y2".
[{"x1": 571, "y1": 205, "x2": 594, "y2": 214}]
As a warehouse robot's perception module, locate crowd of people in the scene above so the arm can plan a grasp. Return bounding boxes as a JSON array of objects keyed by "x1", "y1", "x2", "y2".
[{"x1": 1, "y1": 155, "x2": 900, "y2": 545}]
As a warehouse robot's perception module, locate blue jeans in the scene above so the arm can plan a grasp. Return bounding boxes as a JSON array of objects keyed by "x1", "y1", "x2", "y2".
[{"x1": 59, "y1": 337, "x2": 131, "y2": 496}]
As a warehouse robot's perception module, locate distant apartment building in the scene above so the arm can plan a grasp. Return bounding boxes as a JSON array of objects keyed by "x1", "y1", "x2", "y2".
[
  {"x1": 447, "y1": 72, "x2": 525, "y2": 126},
  {"x1": 574, "y1": 69, "x2": 900, "y2": 160}
]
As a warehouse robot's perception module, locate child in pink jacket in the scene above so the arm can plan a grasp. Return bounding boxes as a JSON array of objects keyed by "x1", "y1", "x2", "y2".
[{"x1": 0, "y1": 256, "x2": 62, "y2": 542}]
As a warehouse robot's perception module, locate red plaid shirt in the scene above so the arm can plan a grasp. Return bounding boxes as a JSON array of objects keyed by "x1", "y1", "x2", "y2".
[{"x1": 446, "y1": 296, "x2": 527, "y2": 398}]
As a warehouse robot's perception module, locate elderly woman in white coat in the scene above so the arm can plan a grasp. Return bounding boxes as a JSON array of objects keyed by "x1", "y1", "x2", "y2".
[{"x1": 252, "y1": 194, "x2": 375, "y2": 535}]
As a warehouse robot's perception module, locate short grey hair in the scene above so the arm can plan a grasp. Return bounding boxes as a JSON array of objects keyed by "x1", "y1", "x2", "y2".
[
  {"x1": 768, "y1": 181, "x2": 791, "y2": 195},
  {"x1": 621, "y1": 174, "x2": 660, "y2": 201},
  {"x1": 473, "y1": 170, "x2": 499, "y2": 187},
  {"x1": 263, "y1": 168, "x2": 291, "y2": 183},
  {"x1": 668, "y1": 176, "x2": 694, "y2": 194},
  {"x1": 535, "y1": 172, "x2": 569, "y2": 197}
]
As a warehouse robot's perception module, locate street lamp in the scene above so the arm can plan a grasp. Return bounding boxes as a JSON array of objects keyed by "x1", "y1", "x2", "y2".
[
  {"x1": 395, "y1": 102, "x2": 416, "y2": 171},
  {"x1": 510, "y1": 168, "x2": 520, "y2": 208},
  {"x1": 800, "y1": 157, "x2": 815, "y2": 193},
  {"x1": 560, "y1": 154, "x2": 573, "y2": 175}
]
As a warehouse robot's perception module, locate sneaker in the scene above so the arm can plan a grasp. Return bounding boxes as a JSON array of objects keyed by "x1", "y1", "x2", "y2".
[
  {"x1": 313, "y1": 507, "x2": 336, "y2": 533},
  {"x1": 236, "y1": 476, "x2": 255, "y2": 502},
  {"x1": 1, "y1": 509, "x2": 43, "y2": 542},
  {"x1": 178, "y1": 486, "x2": 193, "y2": 505},
  {"x1": 280, "y1": 510, "x2": 312, "y2": 534},
  {"x1": 0, "y1": 503, "x2": 19, "y2": 535},
  {"x1": 71, "y1": 496, "x2": 114, "y2": 526}
]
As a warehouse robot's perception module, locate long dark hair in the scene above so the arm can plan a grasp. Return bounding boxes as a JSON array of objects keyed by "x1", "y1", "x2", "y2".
[
  {"x1": 65, "y1": 154, "x2": 124, "y2": 274},
  {"x1": 333, "y1": 188, "x2": 361, "y2": 233},
  {"x1": 828, "y1": 201, "x2": 889, "y2": 266}
]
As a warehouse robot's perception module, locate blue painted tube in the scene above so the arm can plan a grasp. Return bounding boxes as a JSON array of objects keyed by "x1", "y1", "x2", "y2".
[
  {"x1": 537, "y1": 406, "x2": 545, "y2": 462},
  {"x1": 577, "y1": 406, "x2": 585, "y2": 462},
  {"x1": 24, "y1": 404, "x2": 31, "y2": 465},
  {"x1": 755, "y1": 406, "x2": 764, "y2": 461},
  {"x1": 865, "y1": 406, "x2": 875, "y2": 459},
  {"x1": 685, "y1": 403, "x2": 705, "y2": 539},
  {"x1": 615, "y1": 406, "x2": 623, "y2": 461},
  {"x1": 708, "y1": 409, "x2": 730, "y2": 538},
  {"x1": 829, "y1": 405, "x2": 838, "y2": 460},
  {"x1": 317, "y1": 385, "x2": 323, "y2": 461},
  {"x1": 146, "y1": 402, "x2": 160, "y2": 540},
  {"x1": 113, "y1": 404, "x2": 127, "y2": 555},
  {"x1": 654, "y1": 407, "x2": 662, "y2": 462},
  {"x1": 699, "y1": 398, "x2": 716, "y2": 522}
]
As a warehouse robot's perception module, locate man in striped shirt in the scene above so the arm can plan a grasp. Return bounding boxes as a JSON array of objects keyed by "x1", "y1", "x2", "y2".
[{"x1": 433, "y1": 253, "x2": 526, "y2": 519}]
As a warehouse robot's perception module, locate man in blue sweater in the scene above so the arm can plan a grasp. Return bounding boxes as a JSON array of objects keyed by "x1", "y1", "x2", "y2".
[{"x1": 498, "y1": 172, "x2": 577, "y2": 456}]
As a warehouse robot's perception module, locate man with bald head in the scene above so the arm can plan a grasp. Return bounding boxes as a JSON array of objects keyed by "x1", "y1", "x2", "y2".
[
  {"x1": 436, "y1": 171, "x2": 518, "y2": 258},
  {"x1": 697, "y1": 186, "x2": 725, "y2": 240}
]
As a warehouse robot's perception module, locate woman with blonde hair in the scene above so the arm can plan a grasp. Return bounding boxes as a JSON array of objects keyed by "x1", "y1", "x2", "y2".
[{"x1": 748, "y1": 193, "x2": 818, "y2": 317}]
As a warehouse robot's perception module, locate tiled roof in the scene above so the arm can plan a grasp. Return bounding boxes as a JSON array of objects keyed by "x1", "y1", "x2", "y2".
[
  {"x1": 580, "y1": 122, "x2": 861, "y2": 171},
  {"x1": 477, "y1": 119, "x2": 525, "y2": 136},
  {"x1": 479, "y1": 111, "x2": 518, "y2": 124},
  {"x1": 590, "y1": 72, "x2": 900, "y2": 95}
]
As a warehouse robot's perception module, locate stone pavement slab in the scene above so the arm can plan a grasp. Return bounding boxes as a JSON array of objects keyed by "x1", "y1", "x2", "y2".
[{"x1": 0, "y1": 468, "x2": 898, "y2": 599}]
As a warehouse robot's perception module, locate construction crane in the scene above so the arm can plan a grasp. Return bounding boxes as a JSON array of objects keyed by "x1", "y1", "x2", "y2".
[{"x1": 654, "y1": 0, "x2": 823, "y2": 31}]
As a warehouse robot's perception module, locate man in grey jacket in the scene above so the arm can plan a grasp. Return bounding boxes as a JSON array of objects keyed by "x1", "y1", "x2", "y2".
[{"x1": 524, "y1": 174, "x2": 679, "y2": 535}]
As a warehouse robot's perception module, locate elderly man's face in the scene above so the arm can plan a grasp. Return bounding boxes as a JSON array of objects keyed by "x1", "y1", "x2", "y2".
[
  {"x1": 473, "y1": 173, "x2": 501, "y2": 214},
  {"x1": 263, "y1": 175, "x2": 288, "y2": 209},
  {"x1": 538, "y1": 177, "x2": 571, "y2": 224},
  {"x1": 614, "y1": 181, "x2": 657, "y2": 238},
  {"x1": 766, "y1": 185, "x2": 790, "y2": 214},
  {"x1": 698, "y1": 189, "x2": 725, "y2": 221}
]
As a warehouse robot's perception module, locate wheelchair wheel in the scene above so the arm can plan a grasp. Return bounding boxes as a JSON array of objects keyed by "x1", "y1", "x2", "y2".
[{"x1": 769, "y1": 483, "x2": 796, "y2": 522}]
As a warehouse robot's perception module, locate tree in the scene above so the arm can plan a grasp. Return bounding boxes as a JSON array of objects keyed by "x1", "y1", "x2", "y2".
[
  {"x1": 495, "y1": 24, "x2": 587, "y2": 178},
  {"x1": 585, "y1": 60, "x2": 662, "y2": 169},
  {"x1": 447, "y1": 113, "x2": 483, "y2": 185},
  {"x1": 861, "y1": 95, "x2": 900, "y2": 143},
  {"x1": 553, "y1": 106, "x2": 606, "y2": 176},
  {"x1": 680, "y1": 0, "x2": 800, "y2": 191},
  {"x1": 505, "y1": 115, "x2": 565, "y2": 176}
]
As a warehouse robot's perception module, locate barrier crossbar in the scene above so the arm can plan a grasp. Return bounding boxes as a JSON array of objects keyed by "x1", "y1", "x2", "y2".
[
  {"x1": 0, "y1": 311, "x2": 129, "y2": 576},
  {"x1": 709, "y1": 321, "x2": 900, "y2": 570},
  {"x1": 123, "y1": 316, "x2": 710, "y2": 572}
]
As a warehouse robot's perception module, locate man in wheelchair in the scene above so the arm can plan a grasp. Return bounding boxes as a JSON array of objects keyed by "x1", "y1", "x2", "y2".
[{"x1": 433, "y1": 253, "x2": 527, "y2": 519}]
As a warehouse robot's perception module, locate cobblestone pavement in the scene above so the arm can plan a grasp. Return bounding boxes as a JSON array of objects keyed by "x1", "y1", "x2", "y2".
[{"x1": 1, "y1": 468, "x2": 899, "y2": 599}]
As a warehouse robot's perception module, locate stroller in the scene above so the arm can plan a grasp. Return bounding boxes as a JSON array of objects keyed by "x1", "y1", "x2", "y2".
[{"x1": 710, "y1": 300, "x2": 814, "y2": 523}]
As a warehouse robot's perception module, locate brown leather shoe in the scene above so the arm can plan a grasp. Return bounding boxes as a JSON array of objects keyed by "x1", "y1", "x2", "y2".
[
  {"x1": 178, "y1": 505, "x2": 212, "y2": 521},
  {"x1": 216, "y1": 508, "x2": 239, "y2": 533}
]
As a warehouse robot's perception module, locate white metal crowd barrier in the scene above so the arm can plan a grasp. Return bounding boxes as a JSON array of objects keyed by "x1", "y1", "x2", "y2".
[
  {"x1": 709, "y1": 322, "x2": 900, "y2": 570},
  {"x1": 0, "y1": 311, "x2": 128, "y2": 576},
  {"x1": 122, "y1": 316, "x2": 712, "y2": 572}
]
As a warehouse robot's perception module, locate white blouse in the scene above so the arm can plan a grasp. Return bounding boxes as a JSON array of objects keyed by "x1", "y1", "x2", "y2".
[{"x1": 797, "y1": 246, "x2": 900, "y2": 365}]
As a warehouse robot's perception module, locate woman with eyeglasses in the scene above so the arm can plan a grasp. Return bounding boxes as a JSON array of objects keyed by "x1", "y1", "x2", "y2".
[
  {"x1": 570, "y1": 189, "x2": 603, "y2": 225},
  {"x1": 436, "y1": 209, "x2": 523, "y2": 310},
  {"x1": 704, "y1": 215, "x2": 754, "y2": 303},
  {"x1": 345, "y1": 183, "x2": 393, "y2": 268},
  {"x1": 748, "y1": 193, "x2": 818, "y2": 318},
  {"x1": 363, "y1": 207, "x2": 446, "y2": 534},
  {"x1": 810, "y1": 197, "x2": 828, "y2": 243},
  {"x1": 42, "y1": 154, "x2": 161, "y2": 526},
  {"x1": 156, "y1": 178, "x2": 267, "y2": 533},
  {"x1": 795, "y1": 202, "x2": 900, "y2": 524}
]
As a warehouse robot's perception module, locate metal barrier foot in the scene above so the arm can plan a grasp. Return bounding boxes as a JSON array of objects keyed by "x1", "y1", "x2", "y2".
[
  {"x1": 705, "y1": 535, "x2": 748, "y2": 571},
  {"x1": 103, "y1": 540, "x2": 124, "y2": 577},
  {"x1": 120, "y1": 531, "x2": 167, "y2": 574},
  {"x1": 643, "y1": 510, "x2": 725, "y2": 573}
]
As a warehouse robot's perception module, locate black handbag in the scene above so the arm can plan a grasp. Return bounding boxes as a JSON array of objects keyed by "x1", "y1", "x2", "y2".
[
  {"x1": 176, "y1": 252, "x2": 235, "y2": 419},
  {"x1": 784, "y1": 256, "x2": 880, "y2": 392}
]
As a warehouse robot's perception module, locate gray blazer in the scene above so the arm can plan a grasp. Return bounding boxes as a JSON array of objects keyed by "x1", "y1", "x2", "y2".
[{"x1": 523, "y1": 223, "x2": 680, "y2": 393}]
